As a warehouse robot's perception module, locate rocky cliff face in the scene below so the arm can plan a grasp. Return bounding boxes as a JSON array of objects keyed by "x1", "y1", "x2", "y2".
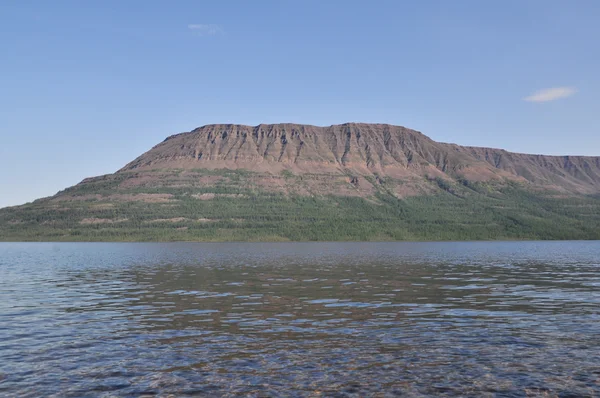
[{"x1": 120, "y1": 123, "x2": 600, "y2": 194}]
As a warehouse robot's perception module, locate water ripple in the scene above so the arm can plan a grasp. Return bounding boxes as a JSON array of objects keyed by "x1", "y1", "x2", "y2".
[{"x1": 0, "y1": 241, "x2": 599, "y2": 396}]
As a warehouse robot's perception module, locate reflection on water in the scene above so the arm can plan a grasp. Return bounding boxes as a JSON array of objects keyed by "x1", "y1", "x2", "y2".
[{"x1": 1, "y1": 242, "x2": 599, "y2": 396}]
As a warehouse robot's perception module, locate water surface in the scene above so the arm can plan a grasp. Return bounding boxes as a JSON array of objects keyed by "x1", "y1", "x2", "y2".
[{"x1": 1, "y1": 242, "x2": 599, "y2": 396}]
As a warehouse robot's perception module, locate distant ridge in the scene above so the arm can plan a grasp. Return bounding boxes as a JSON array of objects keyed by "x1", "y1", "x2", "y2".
[{"x1": 1, "y1": 123, "x2": 599, "y2": 242}]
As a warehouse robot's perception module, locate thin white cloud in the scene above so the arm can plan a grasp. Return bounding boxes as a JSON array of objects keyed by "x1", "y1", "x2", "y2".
[
  {"x1": 188, "y1": 24, "x2": 223, "y2": 36},
  {"x1": 523, "y1": 87, "x2": 577, "y2": 102}
]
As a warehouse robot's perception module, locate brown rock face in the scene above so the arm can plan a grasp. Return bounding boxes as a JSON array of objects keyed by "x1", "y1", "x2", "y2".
[{"x1": 119, "y1": 123, "x2": 600, "y2": 194}]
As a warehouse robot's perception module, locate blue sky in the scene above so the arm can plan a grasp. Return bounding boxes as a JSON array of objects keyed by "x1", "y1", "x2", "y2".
[{"x1": 1, "y1": 0, "x2": 599, "y2": 208}]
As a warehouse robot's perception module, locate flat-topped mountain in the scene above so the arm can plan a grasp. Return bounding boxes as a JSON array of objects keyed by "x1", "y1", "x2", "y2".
[
  {"x1": 2, "y1": 123, "x2": 600, "y2": 241},
  {"x1": 121, "y1": 123, "x2": 600, "y2": 194}
]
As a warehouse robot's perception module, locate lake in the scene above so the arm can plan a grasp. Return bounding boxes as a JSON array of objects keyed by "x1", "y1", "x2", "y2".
[{"x1": 1, "y1": 241, "x2": 599, "y2": 396}]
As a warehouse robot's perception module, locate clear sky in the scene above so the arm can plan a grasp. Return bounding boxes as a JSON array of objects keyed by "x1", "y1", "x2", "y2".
[{"x1": 1, "y1": 0, "x2": 599, "y2": 208}]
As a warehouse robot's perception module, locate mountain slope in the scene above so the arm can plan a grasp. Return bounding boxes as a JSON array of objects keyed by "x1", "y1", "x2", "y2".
[{"x1": 1, "y1": 123, "x2": 600, "y2": 242}]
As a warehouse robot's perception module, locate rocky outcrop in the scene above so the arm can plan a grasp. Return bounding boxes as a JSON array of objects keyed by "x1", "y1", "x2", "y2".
[{"x1": 119, "y1": 123, "x2": 600, "y2": 194}]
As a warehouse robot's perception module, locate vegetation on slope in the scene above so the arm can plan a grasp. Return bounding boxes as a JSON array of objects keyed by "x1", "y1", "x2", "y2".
[{"x1": 1, "y1": 170, "x2": 599, "y2": 242}]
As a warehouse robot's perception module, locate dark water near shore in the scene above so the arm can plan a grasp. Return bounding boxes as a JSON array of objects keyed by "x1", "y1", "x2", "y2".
[{"x1": 1, "y1": 242, "x2": 599, "y2": 397}]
